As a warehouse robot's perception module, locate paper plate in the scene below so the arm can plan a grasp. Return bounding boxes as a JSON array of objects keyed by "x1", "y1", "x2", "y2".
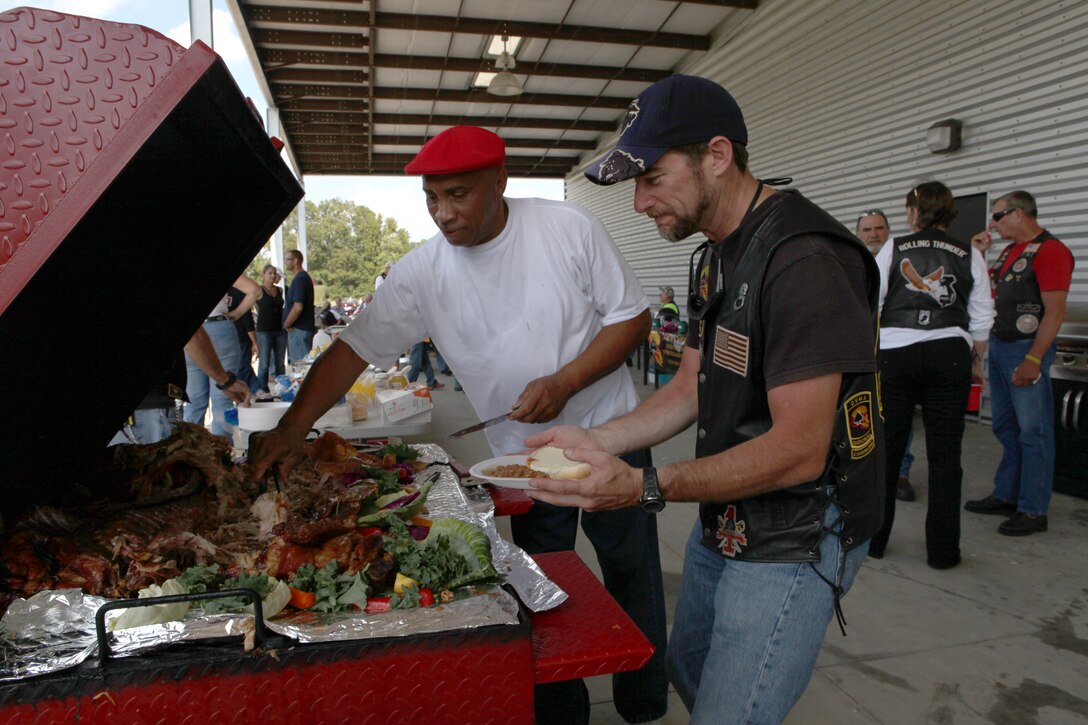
[{"x1": 468, "y1": 455, "x2": 540, "y2": 489}]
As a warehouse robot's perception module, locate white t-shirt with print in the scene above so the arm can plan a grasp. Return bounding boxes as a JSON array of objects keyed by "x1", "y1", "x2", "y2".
[{"x1": 339, "y1": 197, "x2": 647, "y2": 456}]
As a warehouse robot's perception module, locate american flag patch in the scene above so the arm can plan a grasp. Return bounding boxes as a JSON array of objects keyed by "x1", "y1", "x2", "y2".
[{"x1": 713, "y1": 325, "x2": 749, "y2": 376}]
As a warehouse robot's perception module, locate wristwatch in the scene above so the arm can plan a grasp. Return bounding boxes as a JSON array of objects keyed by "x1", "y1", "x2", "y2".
[
  {"x1": 215, "y1": 371, "x2": 238, "y2": 390},
  {"x1": 640, "y1": 467, "x2": 666, "y2": 513}
]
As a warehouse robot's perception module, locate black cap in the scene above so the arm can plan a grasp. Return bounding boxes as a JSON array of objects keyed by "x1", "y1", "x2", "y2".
[{"x1": 585, "y1": 74, "x2": 747, "y2": 185}]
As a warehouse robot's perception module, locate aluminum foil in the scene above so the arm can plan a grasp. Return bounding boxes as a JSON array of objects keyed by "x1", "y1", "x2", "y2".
[
  {"x1": 0, "y1": 444, "x2": 566, "y2": 678},
  {"x1": 0, "y1": 589, "x2": 107, "y2": 681},
  {"x1": 109, "y1": 612, "x2": 256, "y2": 657},
  {"x1": 414, "y1": 444, "x2": 567, "y2": 613},
  {"x1": 269, "y1": 587, "x2": 520, "y2": 643}
]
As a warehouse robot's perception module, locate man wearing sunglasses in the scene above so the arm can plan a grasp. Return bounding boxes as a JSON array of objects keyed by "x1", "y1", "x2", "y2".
[
  {"x1": 525, "y1": 74, "x2": 884, "y2": 724},
  {"x1": 964, "y1": 191, "x2": 1074, "y2": 535}
]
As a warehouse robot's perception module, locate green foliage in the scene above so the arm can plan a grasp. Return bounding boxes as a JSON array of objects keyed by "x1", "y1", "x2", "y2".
[
  {"x1": 236, "y1": 198, "x2": 418, "y2": 298},
  {"x1": 281, "y1": 198, "x2": 418, "y2": 298}
]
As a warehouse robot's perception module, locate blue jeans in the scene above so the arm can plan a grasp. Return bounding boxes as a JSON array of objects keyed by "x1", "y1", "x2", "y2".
[
  {"x1": 667, "y1": 506, "x2": 867, "y2": 724},
  {"x1": 407, "y1": 342, "x2": 436, "y2": 387},
  {"x1": 899, "y1": 427, "x2": 914, "y2": 479},
  {"x1": 237, "y1": 335, "x2": 261, "y2": 393},
  {"x1": 184, "y1": 319, "x2": 241, "y2": 438},
  {"x1": 287, "y1": 327, "x2": 314, "y2": 364},
  {"x1": 434, "y1": 347, "x2": 450, "y2": 374},
  {"x1": 257, "y1": 330, "x2": 287, "y2": 391},
  {"x1": 512, "y1": 449, "x2": 668, "y2": 724},
  {"x1": 109, "y1": 406, "x2": 179, "y2": 446},
  {"x1": 988, "y1": 336, "x2": 1057, "y2": 515}
]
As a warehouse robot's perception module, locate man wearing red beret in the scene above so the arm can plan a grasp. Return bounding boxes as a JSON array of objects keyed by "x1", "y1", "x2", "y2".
[{"x1": 251, "y1": 126, "x2": 668, "y2": 724}]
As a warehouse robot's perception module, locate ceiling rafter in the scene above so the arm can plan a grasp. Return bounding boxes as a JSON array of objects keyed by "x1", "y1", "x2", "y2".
[
  {"x1": 282, "y1": 113, "x2": 618, "y2": 133},
  {"x1": 242, "y1": 5, "x2": 711, "y2": 49},
  {"x1": 290, "y1": 134, "x2": 597, "y2": 150},
  {"x1": 256, "y1": 34, "x2": 670, "y2": 83},
  {"x1": 234, "y1": 0, "x2": 759, "y2": 177}
]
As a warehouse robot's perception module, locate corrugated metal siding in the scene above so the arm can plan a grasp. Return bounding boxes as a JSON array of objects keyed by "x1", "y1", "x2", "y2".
[{"x1": 567, "y1": 0, "x2": 1088, "y2": 315}]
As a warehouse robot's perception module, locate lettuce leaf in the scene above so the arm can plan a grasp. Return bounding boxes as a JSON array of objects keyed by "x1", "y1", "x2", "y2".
[
  {"x1": 425, "y1": 518, "x2": 498, "y2": 589},
  {"x1": 110, "y1": 578, "x2": 190, "y2": 630}
]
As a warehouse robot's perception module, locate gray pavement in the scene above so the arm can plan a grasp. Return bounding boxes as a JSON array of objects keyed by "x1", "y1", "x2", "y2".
[{"x1": 405, "y1": 366, "x2": 1088, "y2": 725}]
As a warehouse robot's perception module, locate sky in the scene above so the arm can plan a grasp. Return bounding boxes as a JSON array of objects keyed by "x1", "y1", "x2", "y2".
[{"x1": 32, "y1": 0, "x2": 565, "y2": 242}]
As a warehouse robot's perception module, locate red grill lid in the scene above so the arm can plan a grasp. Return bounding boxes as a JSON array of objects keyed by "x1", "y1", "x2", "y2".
[{"x1": 0, "y1": 8, "x2": 303, "y2": 518}]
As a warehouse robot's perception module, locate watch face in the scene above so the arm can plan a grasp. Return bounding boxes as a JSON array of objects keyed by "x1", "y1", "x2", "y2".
[{"x1": 641, "y1": 497, "x2": 665, "y2": 513}]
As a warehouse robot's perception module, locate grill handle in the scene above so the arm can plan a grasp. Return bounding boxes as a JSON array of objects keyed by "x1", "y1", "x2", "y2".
[
  {"x1": 1061, "y1": 391, "x2": 1073, "y2": 430},
  {"x1": 1074, "y1": 391, "x2": 1085, "y2": 432},
  {"x1": 94, "y1": 588, "x2": 269, "y2": 664}
]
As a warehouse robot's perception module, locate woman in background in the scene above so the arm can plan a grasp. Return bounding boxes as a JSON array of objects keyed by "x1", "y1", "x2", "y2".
[{"x1": 255, "y1": 264, "x2": 287, "y2": 393}]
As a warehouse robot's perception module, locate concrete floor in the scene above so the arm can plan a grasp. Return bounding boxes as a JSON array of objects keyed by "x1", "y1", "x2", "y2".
[{"x1": 404, "y1": 366, "x2": 1088, "y2": 725}]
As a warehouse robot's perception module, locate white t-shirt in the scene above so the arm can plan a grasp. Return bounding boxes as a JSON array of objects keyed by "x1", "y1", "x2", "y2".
[
  {"x1": 876, "y1": 237, "x2": 994, "y2": 350},
  {"x1": 339, "y1": 197, "x2": 647, "y2": 456}
]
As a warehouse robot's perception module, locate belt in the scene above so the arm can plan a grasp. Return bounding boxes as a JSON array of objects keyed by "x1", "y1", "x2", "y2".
[{"x1": 206, "y1": 315, "x2": 228, "y2": 322}]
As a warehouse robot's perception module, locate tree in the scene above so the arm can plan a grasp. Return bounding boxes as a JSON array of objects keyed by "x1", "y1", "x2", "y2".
[{"x1": 242, "y1": 198, "x2": 418, "y2": 297}]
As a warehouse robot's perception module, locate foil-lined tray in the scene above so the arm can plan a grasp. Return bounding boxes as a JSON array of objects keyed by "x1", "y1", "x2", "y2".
[{"x1": 0, "y1": 443, "x2": 565, "y2": 681}]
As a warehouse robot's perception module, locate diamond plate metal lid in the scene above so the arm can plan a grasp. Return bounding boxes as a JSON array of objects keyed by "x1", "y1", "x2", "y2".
[{"x1": 0, "y1": 7, "x2": 303, "y2": 517}]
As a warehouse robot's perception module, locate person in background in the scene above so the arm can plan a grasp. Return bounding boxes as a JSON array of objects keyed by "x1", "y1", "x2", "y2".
[
  {"x1": 250, "y1": 125, "x2": 667, "y2": 725},
  {"x1": 407, "y1": 339, "x2": 444, "y2": 390},
  {"x1": 255, "y1": 264, "x2": 287, "y2": 393},
  {"x1": 858, "y1": 207, "x2": 917, "y2": 502},
  {"x1": 283, "y1": 249, "x2": 316, "y2": 363},
  {"x1": 527, "y1": 74, "x2": 882, "y2": 724},
  {"x1": 657, "y1": 285, "x2": 680, "y2": 318},
  {"x1": 856, "y1": 208, "x2": 891, "y2": 255},
  {"x1": 868, "y1": 182, "x2": 993, "y2": 568},
  {"x1": 434, "y1": 345, "x2": 462, "y2": 391},
  {"x1": 965, "y1": 190, "x2": 1074, "y2": 536},
  {"x1": 183, "y1": 275, "x2": 259, "y2": 438},
  {"x1": 112, "y1": 327, "x2": 251, "y2": 445},
  {"x1": 374, "y1": 261, "x2": 392, "y2": 292},
  {"x1": 228, "y1": 284, "x2": 261, "y2": 393}
]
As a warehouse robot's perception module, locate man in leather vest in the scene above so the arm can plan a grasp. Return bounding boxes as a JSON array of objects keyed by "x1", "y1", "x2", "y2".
[
  {"x1": 525, "y1": 74, "x2": 884, "y2": 725},
  {"x1": 965, "y1": 191, "x2": 1074, "y2": 535}
]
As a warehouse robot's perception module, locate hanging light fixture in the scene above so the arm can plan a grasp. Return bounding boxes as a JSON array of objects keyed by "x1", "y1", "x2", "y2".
[{"x1": 488, "y1": 32, "x2": 522, "y2": 97}]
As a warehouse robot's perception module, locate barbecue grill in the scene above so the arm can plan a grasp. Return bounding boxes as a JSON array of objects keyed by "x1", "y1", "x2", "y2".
[
  {"x1": 0, "y1": 10, "x2": 653, "y2": 721},
  {"x1": 0, "y1": 6, "x2": 302, "y2": 524},
  {"x1": 1053, "y1": 314, "x2": 1088, "y2": 499}
]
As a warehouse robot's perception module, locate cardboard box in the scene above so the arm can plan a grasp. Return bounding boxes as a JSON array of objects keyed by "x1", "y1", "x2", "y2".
[{"x1": 376, "y1": 386, "x2": 434, "y2": 423}]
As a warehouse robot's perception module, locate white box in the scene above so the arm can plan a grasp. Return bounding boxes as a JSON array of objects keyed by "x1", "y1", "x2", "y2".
[
  {"x1": 237, "y1": 401, "x2": 353, "y2": 431},
  {"x1": 375, "y1": 386, "x2": 433, "y2": 423}
]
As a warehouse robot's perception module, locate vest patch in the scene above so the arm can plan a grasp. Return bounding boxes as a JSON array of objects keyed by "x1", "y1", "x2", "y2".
[
  {"x1": 899, "y1": 258, "x2": 958, "y2": 308},
  {"x1": 715, "y1": 504, "x2": 748, "y2": 557},
  {"x1": 712, "y1": 325, "x2": 749, "y2": 377},
  {"x1": 844, "y1": 391, "x2": 876, "y2": 460}
]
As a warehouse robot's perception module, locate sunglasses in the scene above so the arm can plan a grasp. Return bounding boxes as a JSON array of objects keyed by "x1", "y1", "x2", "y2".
[
  {"x1": 991, "y1": 208, "x2": 1019, "y2": 222},
  {"x1": 857, "y1": 208, "x2": 886, "y2": 220}
]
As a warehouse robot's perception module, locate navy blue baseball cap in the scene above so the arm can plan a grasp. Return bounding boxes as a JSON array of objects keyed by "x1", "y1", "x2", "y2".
[{"x1": 585, "y1": 74, "x2": 747, "y2": 186}]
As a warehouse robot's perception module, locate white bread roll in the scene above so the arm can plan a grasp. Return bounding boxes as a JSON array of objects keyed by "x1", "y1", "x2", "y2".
[{"x1": 527, "y1": 446, "x2": 591, "y2": 480}]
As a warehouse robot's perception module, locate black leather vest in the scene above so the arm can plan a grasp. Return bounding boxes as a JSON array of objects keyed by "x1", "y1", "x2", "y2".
[
  {"x1": 990, "y1": 232, "x2": 1054, "y2": 341},
  {"x1": 880, "y1": 229, "x2": 972, "y2": 331},
  {"x1": 695, "y1": 191, "x2": 884, "y2": 562}
]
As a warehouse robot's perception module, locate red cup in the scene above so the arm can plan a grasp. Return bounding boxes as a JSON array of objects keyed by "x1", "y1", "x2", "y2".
[{"x1": 967, "y1": 383, "x2": 982, "y2": 413}]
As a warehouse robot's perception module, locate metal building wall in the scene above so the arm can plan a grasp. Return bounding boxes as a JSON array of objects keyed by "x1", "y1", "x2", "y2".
[{"x1": 567, "y1": 0, "x2": 1088, "y2": 314}]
